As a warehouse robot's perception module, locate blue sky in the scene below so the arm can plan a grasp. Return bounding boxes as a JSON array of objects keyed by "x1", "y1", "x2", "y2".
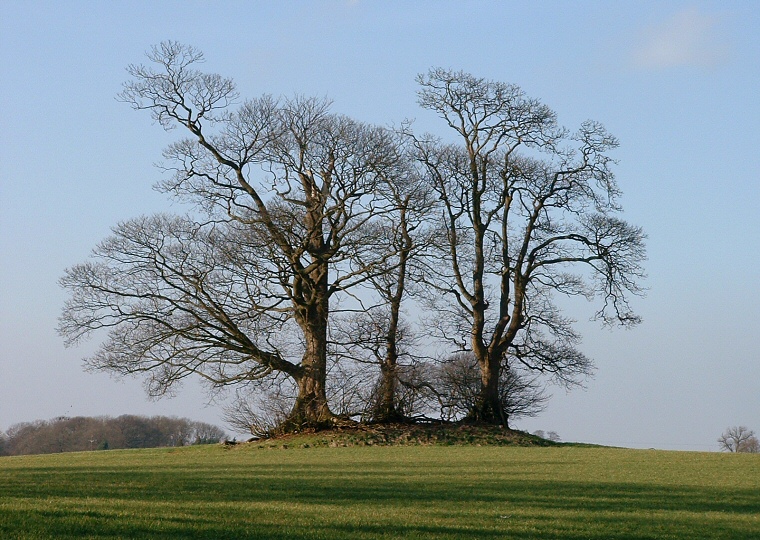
[{"x1": 1, "y1": 1, "x2": 758, "y2": 450}]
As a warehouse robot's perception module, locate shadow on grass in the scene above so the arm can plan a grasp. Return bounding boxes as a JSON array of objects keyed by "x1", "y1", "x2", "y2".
[
  {"x1": 2, "y1": 464, "x2": 758, "y2": 513},
  {"x1": 1, "y1": 452, "x2": 758, "y2": 539}
]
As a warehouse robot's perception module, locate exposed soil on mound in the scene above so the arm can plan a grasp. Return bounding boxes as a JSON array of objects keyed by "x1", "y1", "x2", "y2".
[{"x1": 230, "y1": 423, "x2": 561, "y2": 449}]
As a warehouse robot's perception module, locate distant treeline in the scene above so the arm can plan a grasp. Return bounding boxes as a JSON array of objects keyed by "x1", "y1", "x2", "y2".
[{"x1": 0, "y1": 415, "x2": 227, "y2": 456}]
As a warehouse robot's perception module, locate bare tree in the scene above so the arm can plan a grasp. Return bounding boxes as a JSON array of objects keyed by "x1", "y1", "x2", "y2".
[
  {"x1": 412, "y1": 69, "x2": 646, "y2": 426},
  {"x1": 718, "y1": 426, "x2": 760, "y2": 453},
  {"x1": 59, "y1": 42, "x2": 407, "y2": 431},
  {"x1": 744, "y1": 437, "x2": 760, "y2": 453},
  {"x1": 366, "y1": 148, "x2": 440, "y2": 423},
  {"x1": 310, "y1": 129, "x2": 442, "y2": 424}
]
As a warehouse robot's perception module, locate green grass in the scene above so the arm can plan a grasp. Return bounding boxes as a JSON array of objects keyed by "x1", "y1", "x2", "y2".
[{"x1": 0, "y1": 443, "x2": 758, "y2": 539}]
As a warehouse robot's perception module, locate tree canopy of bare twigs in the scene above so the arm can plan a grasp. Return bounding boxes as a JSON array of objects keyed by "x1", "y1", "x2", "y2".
[{"x1": 412, "y1": 68, "x2": 646, "y2": 426}]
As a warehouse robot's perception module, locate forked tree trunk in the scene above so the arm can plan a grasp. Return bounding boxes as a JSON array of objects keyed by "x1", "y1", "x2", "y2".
[
  {"x1": 278, "y1": 186, "x2": 342, "y2": 432},
  {"x1": 280, "y1": 261, "x2": 338, "y2": 431}
]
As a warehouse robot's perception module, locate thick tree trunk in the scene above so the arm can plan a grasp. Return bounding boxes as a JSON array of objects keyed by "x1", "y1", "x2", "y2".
[
  {"x1": 282, "y1": 301, "x2": 336, "y2": 431},
  {"x1": 287, "y1": 373, "x2": 333, "y2": 429},
  {"x1": 467, "y1": 353, "x2": 509, "y2": 427},
  {"x1": 371, "y1": 360, "x2": 405, "y2": 423},
  {"x1": 280, "y1": 253, "x2": 338, "y2": 431},
  {"x1": 465, "y1": 202, "x2": 509, "y2": 426},
  {"x1": 278, "y1": 188, "x2": 340, "y2": 432},
  {"x1": 280, "y1": 317, "x2": 336, "y2": 431}
]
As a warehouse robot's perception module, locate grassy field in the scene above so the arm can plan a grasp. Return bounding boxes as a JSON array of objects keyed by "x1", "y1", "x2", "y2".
[{"x1": 0, "y1": 442, "x2": 758, "y2": 539}]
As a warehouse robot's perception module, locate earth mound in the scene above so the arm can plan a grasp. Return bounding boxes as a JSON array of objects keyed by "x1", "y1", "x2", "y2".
[{"x1": 232, "y1": 423, "x2": 562, "y2": 449}]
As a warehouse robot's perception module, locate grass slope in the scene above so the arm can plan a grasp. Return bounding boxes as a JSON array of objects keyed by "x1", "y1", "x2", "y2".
[{"x1": 1, "y1": 441, "x2": 758, "y2": 539}]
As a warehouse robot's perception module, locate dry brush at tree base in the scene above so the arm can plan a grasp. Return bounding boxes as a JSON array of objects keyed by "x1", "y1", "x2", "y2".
[{"x1": 0, "y1": 444, "x2": 758, "y2": 539}]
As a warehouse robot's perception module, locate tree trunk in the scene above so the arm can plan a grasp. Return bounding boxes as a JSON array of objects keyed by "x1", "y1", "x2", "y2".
[
  {"x1": 280, "y1": 317, "x2": 335, "y2": 431},
  {"x1": 281, "y1": 258, "x2": 337, "y2": 431},
  {"x1": 278, "y1": 187, "x2": 340, "y2": 432},
  {"x1": 371, "y1": 360, "x2": 404, "y2": 423},
  {"x1": 371, "y1": 204, "x2": 413, "y2": 424},
  {"x1": 467, "y1": 353, "x2": 509, "y2": 427}
]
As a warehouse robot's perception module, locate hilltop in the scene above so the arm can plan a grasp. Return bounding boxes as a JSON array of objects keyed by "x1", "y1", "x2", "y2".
[{"x1": 233, "y1": 423, "x2": 569, "y2": 450}]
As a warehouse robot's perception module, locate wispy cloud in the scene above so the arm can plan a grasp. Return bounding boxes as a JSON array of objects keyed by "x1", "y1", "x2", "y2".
[{"x1": 632, "y1": 8, "x2": 730, "y2": 70}]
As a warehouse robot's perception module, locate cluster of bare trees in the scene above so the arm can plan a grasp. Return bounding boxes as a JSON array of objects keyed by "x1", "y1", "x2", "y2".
[
  {"x1": 0, "y1": 415, "x2": 226, "y2": 456},
  {"x1": 718, "y1": 426, "x2": 759, "y2": 453},
  {"x1": 59, "y1": 42, "x2": 646, "y2": 435}
]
